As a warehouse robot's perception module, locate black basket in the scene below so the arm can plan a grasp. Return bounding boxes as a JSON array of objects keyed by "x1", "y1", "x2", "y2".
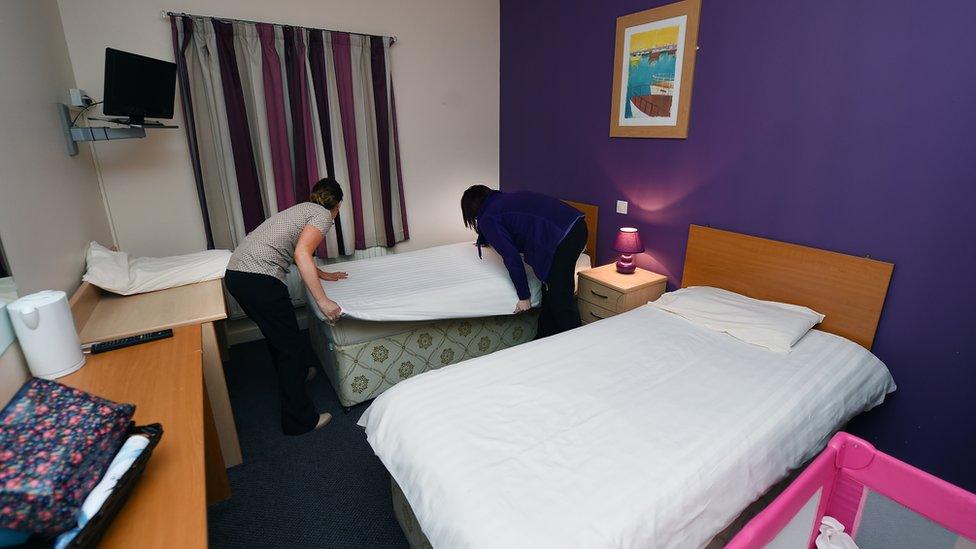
[{"x1": 19, "y1": 423, "x2": 164, "y2": 549}]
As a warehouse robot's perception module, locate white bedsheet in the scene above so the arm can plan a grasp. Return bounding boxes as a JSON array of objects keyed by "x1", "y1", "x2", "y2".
[
  {"x1": 310, "y1": 242, "x2": 590, "y2": 322},
  {"x1": 359, "y1": 305, "x2": 896, "y2": 549}
]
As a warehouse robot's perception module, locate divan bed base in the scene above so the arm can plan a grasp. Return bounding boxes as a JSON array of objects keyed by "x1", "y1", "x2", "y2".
[
  {"x1": 389, "y1": 464, "x2": 805, "y2": 549},
  {"x1": 391, "y1": 478, "x2": 433, "y2": 549},
  {"x1": 309, "y1": 311, "x2": 539, "y2": 408}
]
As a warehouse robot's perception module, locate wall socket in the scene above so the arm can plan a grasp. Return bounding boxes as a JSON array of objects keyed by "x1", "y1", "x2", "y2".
[
  {"x1": 68, "y1": 88, "x2": 92, "y2": 108},
  {"x1": 616, "y1": 200, "x2": 628, "y2": 214}
]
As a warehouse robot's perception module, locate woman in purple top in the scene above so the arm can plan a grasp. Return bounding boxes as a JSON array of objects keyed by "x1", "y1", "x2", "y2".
[{"x1": 461, "y1": 185, "x2": 588, "y2": 338}]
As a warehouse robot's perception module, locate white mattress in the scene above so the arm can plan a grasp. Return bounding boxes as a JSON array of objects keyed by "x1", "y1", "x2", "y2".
[
  {"x1": 309, "y1": 242, "x2": 590, "y2": 322},
  {"x1": 359, "y1": 305, "x2": 896, "y2": 549}
]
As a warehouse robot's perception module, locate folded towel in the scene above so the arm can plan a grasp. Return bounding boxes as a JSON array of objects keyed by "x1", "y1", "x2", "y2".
[{"x1": 53, "y1": 435, "x2": 150, "y2": 549}]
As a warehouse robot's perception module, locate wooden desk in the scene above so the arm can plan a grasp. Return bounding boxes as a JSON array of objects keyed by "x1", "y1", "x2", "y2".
[
  {"x1": 59, "y1": 326, "x2": 221, "y2": 549},
  {"x1": 70, "y1": 280, "x2": 242, "y2": 468},
  {"x1": 72, "y1": 279, "x2": 226, "y2": 342}
]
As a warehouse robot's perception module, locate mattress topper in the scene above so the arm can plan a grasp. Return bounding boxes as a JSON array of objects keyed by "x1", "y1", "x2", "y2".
[{"x1": 308, "y1": 242, "x2": 589, "y2": 322}]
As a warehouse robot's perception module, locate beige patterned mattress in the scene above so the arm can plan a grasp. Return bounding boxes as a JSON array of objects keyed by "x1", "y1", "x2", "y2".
[{"x1": 309, "y1": 311, "x2": 538, "y2": 407}]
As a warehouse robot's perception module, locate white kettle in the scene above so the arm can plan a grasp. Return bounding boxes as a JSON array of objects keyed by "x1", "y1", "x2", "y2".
[{"x1": 7, "y1": 290, "x2": 85, "y2": 379}]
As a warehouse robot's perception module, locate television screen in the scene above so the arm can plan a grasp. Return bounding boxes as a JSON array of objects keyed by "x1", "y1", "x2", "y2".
[{"x1": 102, "y1": 48, "x2": 177, "y2": 122}]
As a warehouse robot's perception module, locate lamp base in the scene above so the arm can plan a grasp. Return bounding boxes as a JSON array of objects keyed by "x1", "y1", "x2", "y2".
[{"x1": 616, "y1": 254, "x2": 636, "y2": 274}]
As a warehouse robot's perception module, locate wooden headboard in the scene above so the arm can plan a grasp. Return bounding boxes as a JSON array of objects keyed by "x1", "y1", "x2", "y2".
[
  {"x1": 563, "y1": 200, "x2": 598, "y2": 267},
  {"x1": 681, "y1": 225, "x2": 894, "y2": 349}
]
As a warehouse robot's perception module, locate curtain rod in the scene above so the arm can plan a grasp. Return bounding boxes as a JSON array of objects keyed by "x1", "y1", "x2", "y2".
[{"x1": 164, "y1": 11, "x2": 397, "y2": 44}]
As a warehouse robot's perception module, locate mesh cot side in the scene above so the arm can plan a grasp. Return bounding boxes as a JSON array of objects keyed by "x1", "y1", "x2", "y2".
[{"x1": 728, "y1": 432, "x2": 976, "y2": 548}]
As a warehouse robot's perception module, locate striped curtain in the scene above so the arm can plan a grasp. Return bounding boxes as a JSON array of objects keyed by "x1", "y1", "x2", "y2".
[{"x1": 169, "y1": 15, "x2": 408, "y2": 257}]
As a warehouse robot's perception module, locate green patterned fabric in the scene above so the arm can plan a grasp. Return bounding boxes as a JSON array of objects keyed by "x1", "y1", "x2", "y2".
[
  {"x1": 310, "y1": 311, "x2": 539, "y2": 407},
  {"x1": 391, "y1": 478, "x2": 432, "y2": 549}
]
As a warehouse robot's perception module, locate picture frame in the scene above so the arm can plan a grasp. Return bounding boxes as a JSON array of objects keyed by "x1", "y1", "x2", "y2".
[{"x1": 609, "y1": 0, "x2": 702, "y2": 139}]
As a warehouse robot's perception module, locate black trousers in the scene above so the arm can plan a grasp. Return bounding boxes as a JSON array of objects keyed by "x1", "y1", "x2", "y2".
[
  {"x1": 225, "y1": 270, "x2": 319, "y2": 435},
  {"x1": 536, "y1": 219, "x2": 588, "y2": 339}
]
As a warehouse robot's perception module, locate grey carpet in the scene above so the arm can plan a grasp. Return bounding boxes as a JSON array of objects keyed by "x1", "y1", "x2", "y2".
[{"x1": 208, "y1": 335, "x2": 409, "y2": 549}]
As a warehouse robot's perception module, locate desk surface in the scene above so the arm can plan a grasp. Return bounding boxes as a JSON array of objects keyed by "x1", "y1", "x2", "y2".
[
  {"x1": 59, "y1": 326, "x2": 207, "y2": 549},
  {"x1": 75, "y1": 279, "x2": 227, "y2": 344}
]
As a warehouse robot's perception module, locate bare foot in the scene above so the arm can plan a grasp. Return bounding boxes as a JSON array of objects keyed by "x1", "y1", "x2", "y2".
[
  {"x1": 306, "y1": 367, "x2": 318, "y2": 382},
  {"x1": 315, "y1": 412, "x2": 332, "y2": 430}
]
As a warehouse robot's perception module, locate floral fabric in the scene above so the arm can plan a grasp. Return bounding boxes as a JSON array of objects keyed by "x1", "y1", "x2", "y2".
[
  {"x1": 391, "y1": 478, "x2": 432, "y2": 549},
  {"x1": 0, "y1": 379, "x2": 134, "y2": 535},
  {"x1": 310, "y1": 312, "x2": 539, "y2": 407}
]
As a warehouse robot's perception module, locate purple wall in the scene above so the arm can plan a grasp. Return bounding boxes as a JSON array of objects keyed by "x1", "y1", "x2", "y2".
[{"x1": 501, "y1": 0, "x2": 976, "y2": 489}]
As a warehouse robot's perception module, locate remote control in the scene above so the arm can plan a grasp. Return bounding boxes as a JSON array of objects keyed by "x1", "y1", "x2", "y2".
[{"x1": 88, "y1": 329, "x2": 174, "y2": 354}]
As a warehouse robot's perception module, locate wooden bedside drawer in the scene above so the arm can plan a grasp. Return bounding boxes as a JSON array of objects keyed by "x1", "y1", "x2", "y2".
[
  {"x1": 578, "y1": 277, "x2": 624, "y2": 311},
  {"x1": 579, "y1": 299, "x2": 615, "y2": 324},
  {"x1": 576, "y1": 264, "x2": 668, "y2": 320}
]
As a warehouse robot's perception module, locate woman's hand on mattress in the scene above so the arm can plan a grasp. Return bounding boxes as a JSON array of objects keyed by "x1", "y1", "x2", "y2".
[
  {"x1": 318, "y1": 298, "x2": 342, "y2": 323},
  {"x1": 514, "y1": 299, "x2": 532, "y2": 314},
  {"x1": 318, "y1": 269, "x2": 348, "y2": 281}
]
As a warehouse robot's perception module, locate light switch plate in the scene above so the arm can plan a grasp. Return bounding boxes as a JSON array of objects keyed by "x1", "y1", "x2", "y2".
[{"x1": 616, "y1": 200, "x2": 628, "y2": 214}]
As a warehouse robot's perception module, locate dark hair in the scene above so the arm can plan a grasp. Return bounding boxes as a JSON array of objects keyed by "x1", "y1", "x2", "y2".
[
  {"x1": 461, "y1": 184, "x2": 496, "y2": 229},
  {"x1": 309, "y1": 177, "x2": 344, "y2": 210}
]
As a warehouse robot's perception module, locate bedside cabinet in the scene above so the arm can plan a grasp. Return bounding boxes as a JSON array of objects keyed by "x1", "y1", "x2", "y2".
[{"x1": 577, "y1": 264, "x2": 667, "y2": 324}]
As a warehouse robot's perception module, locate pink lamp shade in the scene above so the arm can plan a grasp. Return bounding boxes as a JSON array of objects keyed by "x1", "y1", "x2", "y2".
[{"x1": 613, "y1": 227, "x2": 644, "y2": 274}]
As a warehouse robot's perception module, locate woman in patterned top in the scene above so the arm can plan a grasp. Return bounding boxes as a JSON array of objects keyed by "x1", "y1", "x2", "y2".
[{"x1": 225, "y1": 178, "x2": 347, "y2": 435}]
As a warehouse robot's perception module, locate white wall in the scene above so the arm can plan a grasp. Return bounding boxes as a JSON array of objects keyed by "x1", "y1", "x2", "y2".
[
  {"x1": 57, "y1": 0, "x2": 500, "y2": 257},
  {"x1": 0, "y1": 0, "x2": 116, "y2": 402}
]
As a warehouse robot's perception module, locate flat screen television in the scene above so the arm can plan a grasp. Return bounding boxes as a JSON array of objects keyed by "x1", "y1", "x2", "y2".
[{"x1": 102, "y1": 48, "x2": 177, "y2": 125}]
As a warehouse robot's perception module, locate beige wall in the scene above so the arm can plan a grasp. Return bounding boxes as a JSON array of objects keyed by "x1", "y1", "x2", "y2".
[
  {"x1": 0, "y1": 0, "x2": 115, "y2": 401},
  {"x1": 58, "y1": 0, "x2": 501, "y2": 257},
  {"x1": 0, "y1": 0, "x2": 114, "y2": 295}
]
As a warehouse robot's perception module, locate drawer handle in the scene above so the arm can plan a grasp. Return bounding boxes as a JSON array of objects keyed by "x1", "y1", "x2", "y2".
[
  {"x1": 589, "y1": 311, "x2": 605, "y2": 320},
  {"x1": 589, "y1": 290, "x2": 609, "y2": 299}
]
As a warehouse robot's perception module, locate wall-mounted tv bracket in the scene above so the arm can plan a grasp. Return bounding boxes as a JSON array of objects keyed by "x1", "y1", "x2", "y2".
[
  {"x1": 58, "y1": 103, "x2": 143, "y2": 156},
  {"x1": 57, "y1": 103, "x2": 177, "y2": 157}
]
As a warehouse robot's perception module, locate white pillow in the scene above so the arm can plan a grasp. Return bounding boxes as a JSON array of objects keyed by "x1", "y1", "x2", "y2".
[
  {"x1": 83, "y1": 242, "x2": 232, "y2": 296},
  {"x1": 652, "y1": 286, "x2": 825, "y2": 353}
]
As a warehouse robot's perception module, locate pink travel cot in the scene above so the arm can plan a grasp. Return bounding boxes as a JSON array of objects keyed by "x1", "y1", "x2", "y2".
[{"x1": 728, "y1": 432, "x2": 976, "y2": 548}]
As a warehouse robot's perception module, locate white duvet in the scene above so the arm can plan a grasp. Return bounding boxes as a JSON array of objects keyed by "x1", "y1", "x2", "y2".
[
  {"x1": 359, "y1": 305, "x2": 896, "y2": 549},
  {"x1": 310, "y1": 242, "x2": 590, "y2": 322}
]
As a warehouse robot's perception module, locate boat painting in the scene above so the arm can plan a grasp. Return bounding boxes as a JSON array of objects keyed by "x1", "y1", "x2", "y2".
[
  {"x1": 610, "y1": 0, "x2": 701, "y2": 138},
  {"x1": 620, "y1": 17, "x2": 686, "y2": 124}
]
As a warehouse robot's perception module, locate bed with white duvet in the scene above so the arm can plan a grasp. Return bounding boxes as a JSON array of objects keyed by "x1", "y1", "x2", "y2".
[
  {"x1": 310, "y1": 242, "x2": 590, "y2": 322},
  {"x1": 304, "y1": 242, "x2": 591, "y2": 407},
  {"x1": 358, "y1": 303, "x2": 896, "y2": 548}
]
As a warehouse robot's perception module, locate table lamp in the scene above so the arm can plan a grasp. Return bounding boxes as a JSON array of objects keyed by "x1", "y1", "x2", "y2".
[{"x1": 613, "y1": 227, "x2": 643, "y2": 274}]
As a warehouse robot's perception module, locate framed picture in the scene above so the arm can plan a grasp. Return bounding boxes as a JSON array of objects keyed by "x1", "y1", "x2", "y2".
[{"x1": 609, "y1": 0, "x2": 702, "y2": 138}]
